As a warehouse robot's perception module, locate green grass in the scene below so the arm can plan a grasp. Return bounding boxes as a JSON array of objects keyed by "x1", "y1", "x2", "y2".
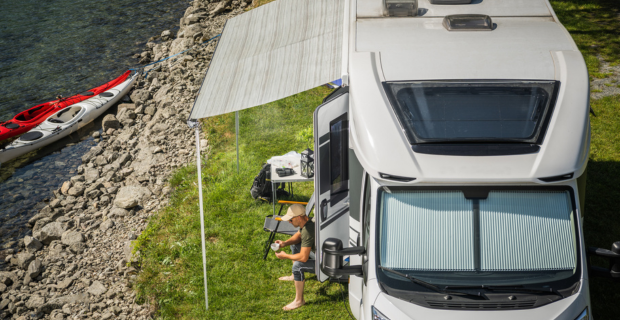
[
  {"x1": 550, "y1": 0, "x2": 620, "y2": 74},
  {"x1": 134, "y1": 86, "x2": 353, "y2": 319},
  {"x1": 135, "y1": 1, "x2": 620, "y2": 319}
]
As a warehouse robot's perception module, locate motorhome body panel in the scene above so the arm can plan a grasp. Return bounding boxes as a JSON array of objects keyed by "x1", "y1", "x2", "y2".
[
  {"x1": 357, "y1": 17, "x2": 577, "y2": 81},
  {"x1": 357, "y1": 0, "x2": 554, "y2": 18}
]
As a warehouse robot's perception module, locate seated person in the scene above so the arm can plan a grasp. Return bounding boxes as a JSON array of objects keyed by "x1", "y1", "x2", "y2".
[{"x1": 274, "y1": 204, "x2": 315, "y2": 311}]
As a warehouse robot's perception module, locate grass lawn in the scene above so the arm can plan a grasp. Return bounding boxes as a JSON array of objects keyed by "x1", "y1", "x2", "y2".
[{"x1": 135, "y1": 0, "x2": 620, "y2": 319}]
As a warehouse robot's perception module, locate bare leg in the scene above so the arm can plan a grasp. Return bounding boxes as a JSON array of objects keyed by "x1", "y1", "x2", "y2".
[
  {"x1": 278, "y1": 274, "x2": 294, "y2": 281},
  {"x1": 283, "y1": 280, "x2": 306, "y2": 310}
]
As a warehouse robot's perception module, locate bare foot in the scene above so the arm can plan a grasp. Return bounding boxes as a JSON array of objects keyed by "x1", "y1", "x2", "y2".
[
  {"x1": 282, "y1": 300, "x2": 305, "y2": 310},
  {"x1": 278, "y1": 274, "x2": 294, "y2": 281}
]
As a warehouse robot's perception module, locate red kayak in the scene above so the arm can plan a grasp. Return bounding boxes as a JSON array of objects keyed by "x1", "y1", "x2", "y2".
[{"x1": 0, "y1": 70, "x2": 132, "y2": 142}]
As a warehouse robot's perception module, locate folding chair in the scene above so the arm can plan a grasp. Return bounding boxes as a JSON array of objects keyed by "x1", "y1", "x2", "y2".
[{"x1": 262, "y1": 197, "x2": 315, "y2": 260}]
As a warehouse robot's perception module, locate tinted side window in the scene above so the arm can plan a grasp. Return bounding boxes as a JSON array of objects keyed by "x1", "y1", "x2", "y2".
[
  {"x1": 329, "y1": 113, "x2": 349, "y2": 205},
  {"x1": 362, "y1": 174, "x2": 372, "y2": 248}
]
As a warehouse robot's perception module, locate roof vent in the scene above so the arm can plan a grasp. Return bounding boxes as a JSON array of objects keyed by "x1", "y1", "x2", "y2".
[
  {"x1": 443, "y1": 14, "x2": 493, "y2": 31},
  {"x1": 379, "y1": 172, "x2": 416, "y2": 182},
  {"x1": 384, "y1": 0, "x2": 418, "y2": 17},
  {"x1": 431, "y1": 0, "x2": 472, "y2": 4}
]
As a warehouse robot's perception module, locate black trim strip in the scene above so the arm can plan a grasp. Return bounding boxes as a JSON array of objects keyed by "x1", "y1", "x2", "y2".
[
  {"x1": 320, "y1": 207, "x2": 350, "y2": 230},
  {"x1": 412, "y1": 144, "x2": 540, "y2": 156},
  {"x1": 319, "y1": 133, "x2": 329, "y2": 145}
]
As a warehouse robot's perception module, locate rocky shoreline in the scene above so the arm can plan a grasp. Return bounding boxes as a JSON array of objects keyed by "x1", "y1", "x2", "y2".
[{"x1": 0, "y1": 1, "x2": 249, "y2": 319}]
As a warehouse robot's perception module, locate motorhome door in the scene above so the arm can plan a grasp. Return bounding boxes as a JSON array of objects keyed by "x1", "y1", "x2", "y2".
[{"x1": 314, "y1": 88, "x2": 350, "y2": 282}]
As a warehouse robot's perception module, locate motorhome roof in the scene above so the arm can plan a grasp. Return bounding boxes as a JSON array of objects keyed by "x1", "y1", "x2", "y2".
[
  {"x1": 348, "y1": 0, "x2": 590, "y2": 184},
  {"x1": 357, "y1": 17, "x2": 577, "y2": 81},
  {"x1": 357, "y1": 0, "x2": 554, "y2": 18}
]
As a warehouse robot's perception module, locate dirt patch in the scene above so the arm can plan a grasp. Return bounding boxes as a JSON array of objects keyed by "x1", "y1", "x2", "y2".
[{"x1": 591, "y1": 56, "x2": 620, "y2": 100}]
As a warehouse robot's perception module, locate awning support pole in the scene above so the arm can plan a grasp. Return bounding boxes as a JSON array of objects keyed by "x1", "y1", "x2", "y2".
[
  {"x1": 235, "y1": 111, "x2": 240, "y2": 173},
  {"x1": 189, "y1": 119, "x2": 209, "y2": 311}
]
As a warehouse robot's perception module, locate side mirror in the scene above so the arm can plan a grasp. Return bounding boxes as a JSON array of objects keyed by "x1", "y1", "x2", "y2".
[
  {"x1": 587, "y1": 241, "x2": 620, "y2": 279},
  {"x1": 321, "y1": 238, "x2": 365, "y2": 278}
]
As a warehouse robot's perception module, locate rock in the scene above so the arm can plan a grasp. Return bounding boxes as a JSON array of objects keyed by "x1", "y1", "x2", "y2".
[
  {"x1": 0, "y1": 271, "x2": 17, "y2": 286},
  {"x1": 144, "y1": 105, "x2": 157, "y2": 116},
  {"x1": 81, "y1": 146, "x2": 103, "y2": 163},
  {"x1": 25, "y1": 295, "x2": 45, "y2": 310},
  {"x1": 102, "y1": 114, "x2": 120, "y2": 131},
  {"x1": 210, "y1": 0, "x2": 231, "y2": 15},
  {"x1": 161, "y1": 30, "x2": 172, "y2": 41},
  {"x1": 151, "y1": 123, "x2": 169, "y2": 134},
  {"x1": 117, "y1": 108, "x2": 137, "y2": 127},
  {"x1": 109, "y1": 207, "x2": 129, "y2": 218},
  {"x1": 87, "y1": 281, "x2": 107, "y2": 296},
  {"x1": 0, "y1": 298, "x2": 8, "y2": 310},
  {"x1": 38, "y1": 293, "x2": 89, "y2": 314},
  {"x1": 27, "y1": 259, "x2": 43, "y2": 279},
  {"x1": 39, "y1": 222, "x2": 66, "y2": 245},
  {"x1": 24, "y1": 236, "x2": 42, "y2": 253},
  {"x1": 16, "y1": 252, "x2": 35, "y2": 270},
  {"x1": 61, "y1": 230, "x2": 85, "y2": 246},
  {"x1": 130, "y1": 89, "x2": 151, "y2": 106},
  {"x1": 124, "y1": 241, "x2": 139, "y2": 264},
  {"x1": 60, "y1": 181, "x2": 72, "y2": 195},
  {"x1": 84, "y1": 167, "x2": 100, "y2": 183},
  {"x1": 92, "y1": 131, "x2": 101, "y2": 138},
  {"x1": 0, "y1": 283, "x2": 6, "y2": 293},
  {"x1": 67, "y1": 182, "x2": 85, "y2": 196},
  {"x1": 55, "y1": 278, "x2": 73, "y2": 290},
  {"x1": 118, "y1": 103, "x2": 136, "y2": 111},
  {"x1": 68, "y1": 243, "x2": 86, "y2": 254},
  {"x1": 114, "y1": 185, "x2": 152, "y2": 209},
  {"x1": 70, "y1": 175, "x2": 84, "y2": 183},
  {"x1": 100, "y1": 220, "x2": 115, "y2": 231},
  {"x1": 94, "y1": 155, "x2": 108, "y2": 166},
  {"x1": 50, "y1": 199, "x2": 61, "y2": 208}
]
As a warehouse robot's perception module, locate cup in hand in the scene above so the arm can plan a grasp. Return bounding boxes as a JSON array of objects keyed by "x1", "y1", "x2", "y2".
[{"x1": 271, "y1": 243, "x2": 280, "y2": 251}]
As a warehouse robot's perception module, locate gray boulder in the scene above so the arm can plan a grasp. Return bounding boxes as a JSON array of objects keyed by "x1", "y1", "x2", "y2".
[
  {"x1": 25, "y1": 295, "x2": 45, "y2": 310},
  {"x1": 87, "y1": 281, "x2": 107, "y2": 296},
  {"x1": 39, "y1": 222, "x2": 66, "y2": 245},
  {"x1": 84, "y1": 168, "x2": 99, "y2": 183},
  {"x1": 38, "y1": 293, "x2": 89, "y2": 314},
  {"x1": 24, "y1": 236, "x2": 43, "y2": 253},
  {"x1": 67, "y1": 182, "x2": 85, "y2": 197},
  {"x1": 102, "y1": 114, "x2": 120, "y2": 131},
  {"x1": 113, "y1": 185, "x2": 152, "y2": 209},
  {"x1": 61, "y1": 230, "x2": 85, "y2": 246},
  {"x1": 27, "y1": 259, "x2": 43, "y2": 279},
  {"x1": 17, "y1": 252, "x2": 35, "y2": 270},
  {"x1": 100, "y1": 219, "x2": 115, "y2": 232},
  {"x1": 81, "y1": 146, "x2": 103, "y2": 163},
  {"x1": 129, "y1": 89, "x2": 150, "y2": 106}
]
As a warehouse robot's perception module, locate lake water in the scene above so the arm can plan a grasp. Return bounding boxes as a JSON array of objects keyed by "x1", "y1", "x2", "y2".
[{"x1": 0, "y1": 0, "x2": 187, "y2": 258}]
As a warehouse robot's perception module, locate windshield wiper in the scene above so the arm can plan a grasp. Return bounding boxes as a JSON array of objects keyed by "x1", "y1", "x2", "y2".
[
  {"x1": 445, "y1": 285, "x2": 564, "y2": 298},
  {"x1": 378, "y1": 266, "x2": 488, "y2": 300}
]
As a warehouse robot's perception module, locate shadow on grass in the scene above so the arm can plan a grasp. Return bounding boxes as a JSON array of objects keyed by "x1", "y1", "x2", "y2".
[{"x1": 583, "y1": 160, "x2": 620, "y2": 319}]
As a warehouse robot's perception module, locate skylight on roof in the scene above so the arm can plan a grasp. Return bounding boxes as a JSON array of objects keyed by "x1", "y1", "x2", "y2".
[{"x1": 384, "y1": 80, "x2": 559, "y2": 145}]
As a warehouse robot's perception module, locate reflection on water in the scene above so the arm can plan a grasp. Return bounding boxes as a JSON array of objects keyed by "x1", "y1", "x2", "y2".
[{"x1": 0, "y1": 0, "x2": 186, "y2": 266}]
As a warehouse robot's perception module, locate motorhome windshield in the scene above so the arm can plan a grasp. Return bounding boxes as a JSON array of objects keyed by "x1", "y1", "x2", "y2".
[
  {"x1": 383, "y1": 81, "x2": 559, "y2": 144},
  {"x1": 377, "y1": 188, "x2": 580, "y2": 296}
]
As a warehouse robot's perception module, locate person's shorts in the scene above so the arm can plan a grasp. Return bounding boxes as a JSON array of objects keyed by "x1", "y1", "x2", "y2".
[{"x1": 291, "y1": 244, "x2": 315, "y2": 281}]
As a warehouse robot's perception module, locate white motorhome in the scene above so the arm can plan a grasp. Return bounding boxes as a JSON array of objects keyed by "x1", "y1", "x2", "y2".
[
  {"x1": 313, "y1": 1, "x2": 619, "y2": 319},
  {"x1": 187, "y1": 0, "x2": 620, "y2": 317}
]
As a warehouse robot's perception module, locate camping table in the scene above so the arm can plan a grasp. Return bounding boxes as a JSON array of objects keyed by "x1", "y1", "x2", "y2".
[{"x1": 270, "y1": 163, "x2": 312, "y2": 217}]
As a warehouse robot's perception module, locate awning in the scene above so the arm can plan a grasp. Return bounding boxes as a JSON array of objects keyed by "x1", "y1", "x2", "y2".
[{"x1": 189, "y1": 0, "x2": 346, "y2": 120}]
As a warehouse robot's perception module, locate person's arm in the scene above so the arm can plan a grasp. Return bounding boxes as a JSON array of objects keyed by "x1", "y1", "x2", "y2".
[
  {"x1": 276, "y1": 246, "x2": 312, "y2": 262},
  {"x1": 275, "y1": 231, "x2": 301, "y2": 247}
]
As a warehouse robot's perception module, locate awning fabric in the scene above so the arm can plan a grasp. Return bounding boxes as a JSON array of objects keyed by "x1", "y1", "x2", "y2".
[{"x1": 189, "y1": 0, "x2": 345, "y2": 120}]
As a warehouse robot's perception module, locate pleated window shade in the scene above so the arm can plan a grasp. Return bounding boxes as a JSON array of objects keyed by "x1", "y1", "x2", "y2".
[
  {"x1": 479, "y1": 191, "x2": 576, "y2": 271},
  {"x1": 379, "y1": 190, "x2": 576, "y2": 272},
  {"x1": 380, "y1": 191, "x2": 475, "y2": 271}
]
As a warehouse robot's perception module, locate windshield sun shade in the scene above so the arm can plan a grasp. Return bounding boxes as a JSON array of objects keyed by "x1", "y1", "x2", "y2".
[{"x1": 383, "y1": 81, "x2": 559, "y2": 145}]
